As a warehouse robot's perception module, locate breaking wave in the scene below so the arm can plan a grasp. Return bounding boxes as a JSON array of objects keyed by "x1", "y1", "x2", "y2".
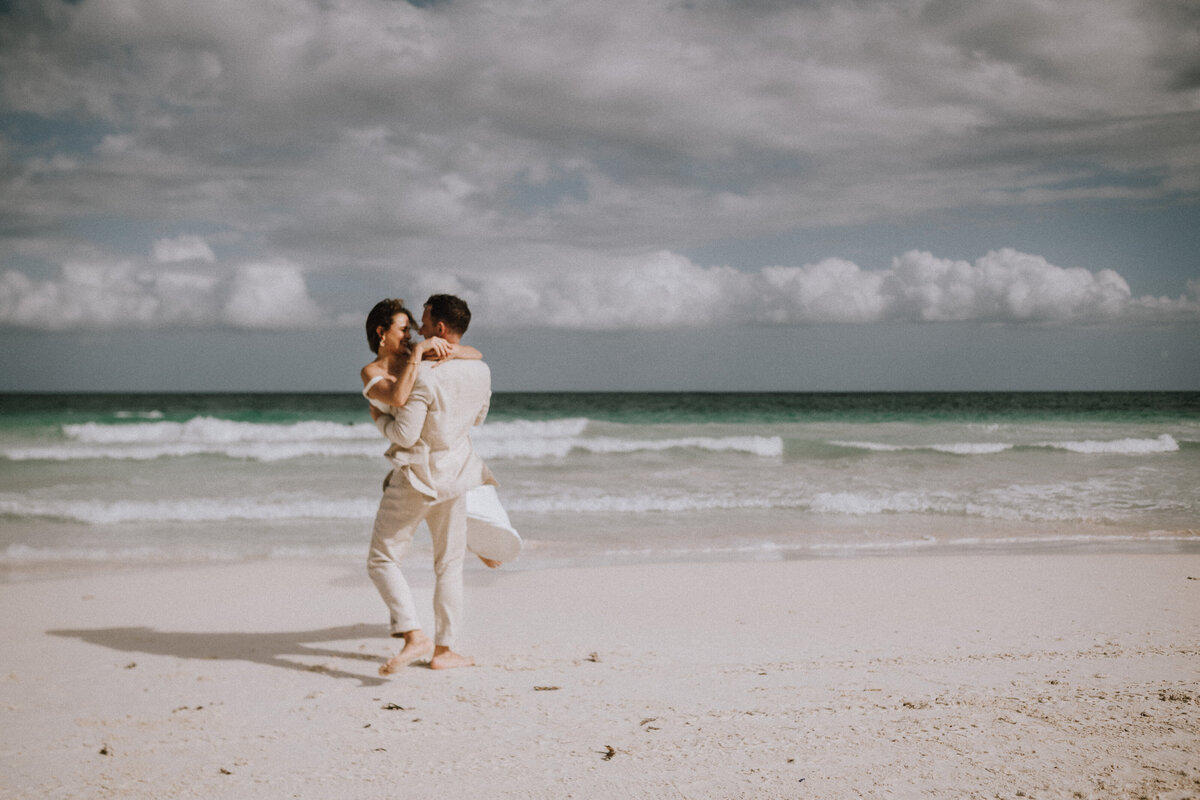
[
  {"x1": 830, "y1": 434, "x2": 1179, "y2": 456},
  {"x1": 2, "y1": 416, "x2": 781, "y2": 462}
]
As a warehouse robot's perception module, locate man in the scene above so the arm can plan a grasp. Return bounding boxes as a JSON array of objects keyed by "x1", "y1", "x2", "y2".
[{"x1": 367, "y1": 294, "x2": 494, "y2": 673}]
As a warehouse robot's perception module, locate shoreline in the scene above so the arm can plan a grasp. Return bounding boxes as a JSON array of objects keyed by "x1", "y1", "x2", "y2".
[
  {"x1": 3, "y1": 550, "x2": 1199, "y2": 798},
  {"x1": 3, "y1": 532, "x2": 1199, "y2": 584}
]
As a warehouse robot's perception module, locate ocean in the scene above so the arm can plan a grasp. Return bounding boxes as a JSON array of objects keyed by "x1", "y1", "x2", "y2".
[{"x1": 2, "y1": 392, "x2": 1198, "y2": 577}]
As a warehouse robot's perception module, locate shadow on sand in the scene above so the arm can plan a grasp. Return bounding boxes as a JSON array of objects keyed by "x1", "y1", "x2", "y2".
[{"x1": 47, "y1": 623, "x2": 394, "y2": 687}]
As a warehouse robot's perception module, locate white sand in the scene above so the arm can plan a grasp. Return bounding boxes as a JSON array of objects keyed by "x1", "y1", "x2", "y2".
[{"x1": 2, "y1": 552, "x2": 1198, "y2": 799}]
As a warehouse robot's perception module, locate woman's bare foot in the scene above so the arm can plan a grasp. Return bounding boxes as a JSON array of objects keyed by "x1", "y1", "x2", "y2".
[
  {"x1": 379, "y1": 631, "x2": 434, "y2": 675},
  {"x1": 429, "y1": 645, "x2": 475, "y2": 670}
]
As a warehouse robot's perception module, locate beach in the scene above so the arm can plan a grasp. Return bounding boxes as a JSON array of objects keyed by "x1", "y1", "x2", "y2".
[
  {"x1": 3, "y1": 552, "x2": 1198, "y2": 799},
  {"x1": 3, "y1": 392, "x2": 1198, "y2": 796}
]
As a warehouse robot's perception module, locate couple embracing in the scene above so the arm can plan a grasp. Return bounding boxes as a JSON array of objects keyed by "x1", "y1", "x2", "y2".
[{"x1": 360, "y1": 294, "x2": 516, "y2": 674}]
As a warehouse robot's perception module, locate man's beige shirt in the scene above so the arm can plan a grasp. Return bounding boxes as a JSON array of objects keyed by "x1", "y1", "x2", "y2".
[{"x1": 374, "y1": 360, "x2": 494, "y2": 501}]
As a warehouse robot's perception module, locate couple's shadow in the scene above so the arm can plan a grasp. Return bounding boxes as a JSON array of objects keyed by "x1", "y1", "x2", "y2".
[{"x1": 48, "y1": 623, "x2": 394, "y2": 687}]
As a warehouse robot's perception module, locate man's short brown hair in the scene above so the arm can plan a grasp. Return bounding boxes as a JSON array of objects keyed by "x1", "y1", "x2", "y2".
[{"x1": 425, "y1": 294, "x2": 471, "y2": 335}]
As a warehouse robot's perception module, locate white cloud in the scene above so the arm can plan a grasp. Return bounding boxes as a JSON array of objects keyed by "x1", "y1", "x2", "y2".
[
  {"x1": 223, "y1": 260, "x2": 326, "y2": 330},
  {"x1": 152, "y1": 235, "x2": 215, "y2": 263},
  {"x1": 0, "y1": 262, "x2": 218, "y2": 329},
  {"x1": 0, "y1": 258, "x2": 326, "y2": 331},
  {"x1": 445, "y1": 248, "x2": 1200, "y2": 329},
  {"x1": 883, "y1": 250, "x2": 1133, "y2": 323},
  {"x1": 1, "y1": 246, "x2": 1195, "y2": 333},
  {"x1": 762, "y1": 260, "x2": 887, "y2": 324}
]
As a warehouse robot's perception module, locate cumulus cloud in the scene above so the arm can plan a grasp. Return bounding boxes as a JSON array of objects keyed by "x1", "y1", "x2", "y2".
[
  {"x1": 0, "y1": 258, "x2": 327, "y2": 331},
  {"x1": 0, "y1": 263, "x2": 215, "y2": 329},
  {"x1": 444, "y1": 248, "x2": 1200, "y2": 329},
  {"x1": 1, "y1": 246, "x2": 1195, "y2": 332},
  {"x1": 223, "y1": 261, "x2": 326, "y2": 329},
  {"x1": 152, "y1": 235, "x2": 215, "y2": 263},
  {"x1": 883, "y1": 250, "x2": 1134, "y2": 322}
]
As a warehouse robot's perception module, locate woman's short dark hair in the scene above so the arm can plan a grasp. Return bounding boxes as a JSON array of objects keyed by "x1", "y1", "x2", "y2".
[
  {"x1": 365, "y1": 298, "x2": 412, "y2": 354},
  {"x1": 425, "y1": 294, "x2": 471, "y2": 335}
]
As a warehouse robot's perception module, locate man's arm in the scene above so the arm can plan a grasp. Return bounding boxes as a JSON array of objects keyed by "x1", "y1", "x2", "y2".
[
  {"x1": 474, "y1": 392, "x2": 491, "y2": 427},
  {"x1": 375, "y1": 380, "x2": 432, "y2": 448}
]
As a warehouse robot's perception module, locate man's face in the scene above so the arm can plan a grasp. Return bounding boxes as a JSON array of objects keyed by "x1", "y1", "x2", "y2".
[{"x1": 419, "y1": 306, "x2": 438, "y2": 340}]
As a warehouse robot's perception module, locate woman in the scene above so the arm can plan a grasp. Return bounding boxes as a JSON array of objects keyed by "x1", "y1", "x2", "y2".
[{"x1": 360, "y1": 298, "x2": 520, "y2": 567}]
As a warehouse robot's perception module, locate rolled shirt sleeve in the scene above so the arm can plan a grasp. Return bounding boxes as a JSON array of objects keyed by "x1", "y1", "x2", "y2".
[
  {"x1": 474, "y1": 392, "x2": 491, "y2": 427},
  {"x1": 375, "y1": 381, "x2": 431, "y2": 449}
]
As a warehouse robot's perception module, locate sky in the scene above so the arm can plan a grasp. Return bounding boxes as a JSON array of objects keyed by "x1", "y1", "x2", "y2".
[{"x1": 1, "y1": 0, "x2": 1198, "y2": 392}]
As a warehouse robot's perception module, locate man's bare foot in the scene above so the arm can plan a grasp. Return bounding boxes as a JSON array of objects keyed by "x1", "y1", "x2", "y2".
[
  {"x1": 430, "y1": 645, "x2": 475, "y2": 670},
  {"x1": 379, "y1": 631, "x2": 434, "y2": 675},
  {"x1": 477, "y1": 555, "x2": 501, "y2": 568}
]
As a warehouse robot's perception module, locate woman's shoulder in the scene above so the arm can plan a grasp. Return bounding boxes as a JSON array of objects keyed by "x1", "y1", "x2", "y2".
[{"x1": 361, "y1": 361, "x2": 386, "y2": 382}]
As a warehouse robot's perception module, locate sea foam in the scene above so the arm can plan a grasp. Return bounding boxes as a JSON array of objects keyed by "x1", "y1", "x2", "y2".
[
  {"x1": 0, "y1": 495, "x2": 378, "y2": 524},
  {"x1": 4, "y1": 416, "x2": 783, "y2": 462},
  {"x1": 506, "y1": 491, "x2": 785, "y2": 514},
  {"x1": 830, "y1": 435, "x2": 1179, "y2": 457},
  {"x1": 1044, "y1": 434, "x2": 1179, "y2": 454},
  {"x1": 64, "y1": 417, "x2": 373, "y2": 444}
]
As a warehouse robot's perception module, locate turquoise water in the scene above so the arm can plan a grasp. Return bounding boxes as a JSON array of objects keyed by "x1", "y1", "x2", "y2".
[
  {"x1": 491, "y1": 391, "x2": 1200, "y2": 423},
  {"x1": 2, "y1": 392, "x2": 1198, "y2": 575},
  {"x1": 4, "y1": 390, "x2": 1193, "y2": 426}
]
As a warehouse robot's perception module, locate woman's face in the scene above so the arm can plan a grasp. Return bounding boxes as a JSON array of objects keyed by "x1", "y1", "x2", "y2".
[{"x1": 378, "y1": 313, "x2": 412, "y2": 353}]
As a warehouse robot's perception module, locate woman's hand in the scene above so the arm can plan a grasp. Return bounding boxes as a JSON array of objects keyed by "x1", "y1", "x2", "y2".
[{"x1": 416, "y1": 337, "x2": 455, "y2": 361}]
